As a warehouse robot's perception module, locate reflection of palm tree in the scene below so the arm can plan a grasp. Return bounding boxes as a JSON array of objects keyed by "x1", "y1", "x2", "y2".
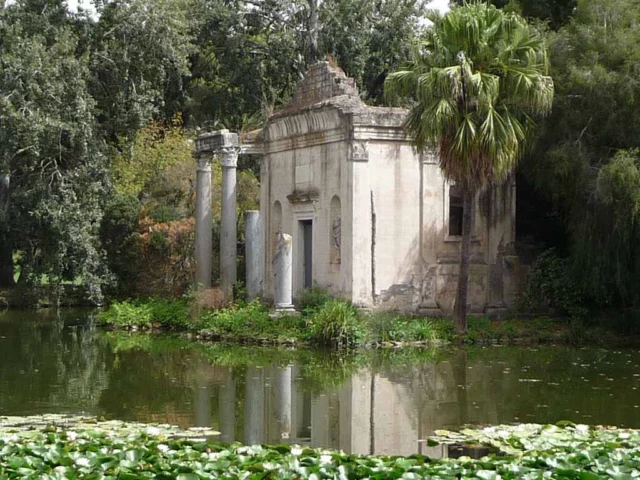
[{"x1": 452, "y1": 349, "x2": 468, "y2": 426}]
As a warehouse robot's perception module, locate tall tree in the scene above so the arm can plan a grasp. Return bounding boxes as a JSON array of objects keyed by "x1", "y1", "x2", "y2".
[
  {"x1": 521, "y1": 0, "x2": 640, "y2": 313},
  {"x1": 0, "y1": 0, "x2": 110, "y2": 301},
  {"x1": 385, "y1": 2, "x2": 553, "y2": 332},
  {"x1": 451, "y1": 0, "x2": 577, "y2": 29},
  {"x1": 89, "y1": 0, "x2": 194, "y2": 144}
]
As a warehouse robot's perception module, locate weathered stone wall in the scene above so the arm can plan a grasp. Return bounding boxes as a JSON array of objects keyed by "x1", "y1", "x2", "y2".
[{"x1": 260, "y1": 109, "x2": 352, "y2": 301}]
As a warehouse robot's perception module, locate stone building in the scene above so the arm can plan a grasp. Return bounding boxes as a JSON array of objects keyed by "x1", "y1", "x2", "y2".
[{"x1": 243, "y1": 62, "x2": 522, "y2": 314}]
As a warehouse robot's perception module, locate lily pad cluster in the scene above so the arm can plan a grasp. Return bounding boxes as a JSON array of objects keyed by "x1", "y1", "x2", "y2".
[{"x1": 1, "y1": 418, "x2": 640, "y2": 479}]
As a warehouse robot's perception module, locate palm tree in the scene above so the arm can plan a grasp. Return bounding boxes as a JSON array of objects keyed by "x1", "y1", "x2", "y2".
[{"x1": 385, "y1": 2, "x2": 553, "y2": 333}]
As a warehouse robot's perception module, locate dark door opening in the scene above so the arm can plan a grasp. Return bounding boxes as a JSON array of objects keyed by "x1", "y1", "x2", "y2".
[{"x1": 301, "y1": 220, "x2": 313, "y2": 289}]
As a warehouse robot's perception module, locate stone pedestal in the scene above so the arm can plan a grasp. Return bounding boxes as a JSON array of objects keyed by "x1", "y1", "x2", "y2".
[
  {"x1": 220, "y1": 147, "x2": 239, "y2": 294},
  {"x1": 274, "y1": 232, "x2": 295, "y2": 313},
  {"x1": 195, "y1": 155, "x2": 213, "y2": 288},
  {"x1": 245, "y1": 210, "x2": 263, "y2": 301}
]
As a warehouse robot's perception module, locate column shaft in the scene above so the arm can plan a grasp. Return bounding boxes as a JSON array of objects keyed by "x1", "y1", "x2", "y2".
[
  {"x1": 195, "y1": 157, "x2": 212, "y2": 288},
  {"x1": 220, "y1": 148, "x2": 238, "y2": 294},
  {"x1": 245, "y1": 210, "x2": 263, "y2": 300}
]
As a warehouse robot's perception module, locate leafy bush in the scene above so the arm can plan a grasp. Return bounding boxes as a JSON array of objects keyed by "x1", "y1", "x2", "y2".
[
  {"x1": 133, "y1": 217, "x2": 195, "y2": 297},
  {"x1": 306, "y1": 300, "x2": 362, "y2": 348},
  {"x1": 523, "y1": 250, "x2": 588, "y2": 319},
  {"x1": 97, "y1": 300, "x2": 153, "y2": 328},
  {"x1": 297, "y1": 286, "x2": 333, "y2": 313},
  {"x1": 199, "y1": 301, "x2": 275, "y2": 337},
  {"x1": 98, "y1": 298, "x2": 190, "y2": 329},
  {"x1": 100, "y1": 194, "x2": 143, "y2": 295}
]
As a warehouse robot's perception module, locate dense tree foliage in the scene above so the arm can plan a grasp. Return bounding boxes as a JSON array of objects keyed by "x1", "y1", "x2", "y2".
[
  {"x1": 0, "y1": 0, "x2": 110, "y2": 299},
  {"x1": 452, "y1": 0, "x2": 577, "y2": 30},
  {"x1": 520, "y1": 0, "x2": 640, "y2": 317}
]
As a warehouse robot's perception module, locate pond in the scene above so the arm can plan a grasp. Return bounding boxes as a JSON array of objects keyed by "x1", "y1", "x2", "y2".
[{"x1": 1, "y1": 309, "x2": 640, "y2": 456}]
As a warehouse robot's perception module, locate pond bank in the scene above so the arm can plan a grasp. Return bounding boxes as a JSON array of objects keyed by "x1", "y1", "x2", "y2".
[
  {"x1": 1, "y1": 417, "x2": 639, "y2": 479},
  {"x1": 97, "y1": 297, "x2": 639, "y2": 347}
]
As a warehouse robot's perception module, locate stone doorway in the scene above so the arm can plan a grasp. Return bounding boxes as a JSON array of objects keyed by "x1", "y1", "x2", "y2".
[{"x1": 300, "y1": 219, "x2": 313, "y2": 289}]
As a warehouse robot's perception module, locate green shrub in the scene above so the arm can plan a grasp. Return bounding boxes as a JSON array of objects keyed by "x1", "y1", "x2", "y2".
[
  {"x1": 306, "y1": 300, "x2": 362, "y2": 347},
  {"x1": 200, "y1": 301, "x2": 273, "y2": 337},
  {"x1": 297, "y1": 286, "x2": 333, "y2": 313},
  {"x1": 97, "y1": 300, "x2": 153, "y2": 327},
  {"x1": 523, "y1": 250, "x2": 588, "y2": 319},
  {"x1": 98, "y1": 298, "x2": 190, "y2": 329},
  {"x1": 100, "y1": 194, "x2": 142, "y2": 295}
]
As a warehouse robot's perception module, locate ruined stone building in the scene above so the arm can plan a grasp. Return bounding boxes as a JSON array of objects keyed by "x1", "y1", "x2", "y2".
[{"x1": 243, "y1": 62, "x2": 522, "y2": 314}]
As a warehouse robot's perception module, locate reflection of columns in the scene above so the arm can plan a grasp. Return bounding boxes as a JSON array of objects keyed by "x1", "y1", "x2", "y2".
[
  {"x1": 194, "y1": 385, "x2": 211, "y2": 427},
  {"x1": 220, "y1": 146, "x2": 239, "y2": 294},
  {"x1": 274, "y1": 232, "x2": 295, "y2": 312},
  {"x1": 245, "y1": 210, "x2": 263, "y2": 300},
  {"x1": 311, "y1": 394, "x2": 330, "y2": 446},
  {"x1": 244, "y1": 366, "x2": 264, "y2": 445},
  {"x1": 195, "y1": 154, "x2": 213, "y2": 288},
  {"x1": 274, "y1": 366, "x2": 292, "y2": 440},
  {"x1": 339, "y1": 371, "x2": 372, "y2": 455},
  {"x1": 219, "y1": 377, "x2": 236, "y2": 442}
]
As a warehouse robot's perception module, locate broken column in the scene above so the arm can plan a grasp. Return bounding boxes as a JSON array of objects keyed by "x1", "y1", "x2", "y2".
[
  {"x1": 274, "y1": 232, "x2": 295, "y2": 312},
  {"x1": 194, "y1": 152, "x2": 213, "y2": 288},
  {"x1": 245, "y1": 210, "x2": 263, "y2": 301},
  {"x1": 220, "y1": 142, "x2": 239, "y2": 294}
]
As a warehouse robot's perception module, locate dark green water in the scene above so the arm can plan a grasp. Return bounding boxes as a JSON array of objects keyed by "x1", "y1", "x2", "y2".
[{"x1": 1, "y1": 309, "x2": 640, "y2": 455}]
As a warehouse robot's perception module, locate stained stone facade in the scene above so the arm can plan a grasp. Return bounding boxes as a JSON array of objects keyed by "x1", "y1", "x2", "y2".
[{"x1": 244, "y1": 62, "x2": 522, "y2": 314}]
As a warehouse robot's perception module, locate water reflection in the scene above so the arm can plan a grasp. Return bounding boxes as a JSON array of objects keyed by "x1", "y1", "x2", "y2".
[{"x1": 1, "y1": 310, "x2": 640, "y2": 455}]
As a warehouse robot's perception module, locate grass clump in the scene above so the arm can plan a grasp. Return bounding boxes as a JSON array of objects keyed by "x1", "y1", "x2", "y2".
[
  {"x1": 366, "y1": 312, "x2": 441, "y2": 343},
  {"x1": 306, "y1": 300, "x2": 363, "y2": 347}
]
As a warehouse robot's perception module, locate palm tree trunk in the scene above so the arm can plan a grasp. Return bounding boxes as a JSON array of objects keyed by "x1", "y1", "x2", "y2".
[
  {"x1": 453, "y1": 188, "x2": 473, "y2": 334},
  {"x1": 0, "y1": 174, "x2": 13, "y2": 287}
]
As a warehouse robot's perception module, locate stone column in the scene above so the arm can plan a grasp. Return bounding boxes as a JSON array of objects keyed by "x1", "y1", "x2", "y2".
[
  {"x1": 274, "y1": 232, "x2": 295, "y2": 312},
  {"x1": 220, "y1": 146, "x2": 239, "y2": 294},
  {"x1": 245, "y1": 210, "x2": 263, "y2": 300},
  {"x1": 195, "y1": 154, "x2": 213, "y2": 288}
]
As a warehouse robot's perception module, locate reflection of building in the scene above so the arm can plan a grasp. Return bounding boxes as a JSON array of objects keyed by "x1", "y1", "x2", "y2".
[
  {"x1": 197, "y1": 355, "x2": 492, "y2": 456},
  {"x1": 242, "y1": 62, "x2": 521, "y2": 314}
]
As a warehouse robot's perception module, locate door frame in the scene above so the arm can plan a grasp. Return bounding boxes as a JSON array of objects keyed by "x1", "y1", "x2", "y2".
[{"x1": 293, "y1": 212, "x2": 315, "y2": 298}]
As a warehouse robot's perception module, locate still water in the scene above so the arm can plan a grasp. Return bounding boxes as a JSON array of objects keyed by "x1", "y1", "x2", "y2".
[{"x1": 1, "y1": 309, "x2": 640, "y2": 455}]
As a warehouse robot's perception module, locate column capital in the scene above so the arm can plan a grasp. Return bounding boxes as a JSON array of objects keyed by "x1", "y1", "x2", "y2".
[
  {"x1": 196, "y1": 153, "x2": 213, "y2": 172},
  {"x1": 219, "y1": 146, "x2": 240, "y2": 168}
]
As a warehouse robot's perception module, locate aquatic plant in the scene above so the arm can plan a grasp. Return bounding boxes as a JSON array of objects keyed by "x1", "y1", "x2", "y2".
[{"x1": 1, "y1": 418, "x2": 640, "y2": 479}]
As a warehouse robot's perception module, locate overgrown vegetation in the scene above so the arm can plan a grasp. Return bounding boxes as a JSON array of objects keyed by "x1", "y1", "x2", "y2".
[
  {"x1": 1, "y1": 418, "x2": 640, "y2": 479},
  {"x1": 98, "y1": 287, "x2": 631, "y2": 347}
]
